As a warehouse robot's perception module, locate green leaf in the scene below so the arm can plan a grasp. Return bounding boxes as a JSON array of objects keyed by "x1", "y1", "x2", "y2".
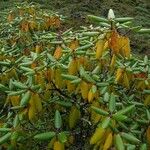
[
  {"x1": 54, "y1": 110, "x2": 62, "y2": 129},
  {"x1": 61, "y1": 74, "x2": 79, "y2": 81},
  {"x1": 70, "y1": 78, "x2": 81, "y2": 84},
  {"x1": 99, "y1": 22, "x2": 111, "y2": 28},
  {"x1": 19, "y1": 61, "x2": 33, "y2": 67},
  {"x1": 34, "y1": 132, "x2": 56, "y2": 141},
  {"x1": 91, "y1": 106, "x2": 109, "y2": 116},
  {"x1": 0, "y1": 61, "x2": 10, "y2": 66},
  {"x1": 91, "y1": 85, "x2": 97, "y2": 93},
  {"x1": 114, "y1": 134, "x2": 125, "y2": 150},
  {"x1": 143, "y1": 90, "x2": 150, "y2": 94},
  {"x1": 59, "y1": 54, "x2": 71, "y2": 63},
  {"x1": 79, "y1": 66, "x2": 95, "y2": 83},
  {"x1": 12, "y1": 81, "x2": 28, "y2": 89},
  {"x1": 20, "y1": 91, "x2": 31, "y2": 106},
  {"x1": 126, "y1": 144, "x2": 136, "y2": 150},
  {"x1": 0, "y1": 84, "x2": 9, "y2": 91},
  {"x1": 137, "y1": 28, "x2": 150, "y2": 34},
  {"x1": 113, "y1": 114, "x2": 128, "y2": 122},
  {"x1": 92, "y1": 65, "x2": 100, "y2": 74},
  {"x1": 0, "y1": 128, "x2": 11, "y2": 132},
  {"x1": 11, "y1": 131, "x2": 19, "y2": 141},
  {"x1": 75, "y1": 43, "x2": 93, "y2": 51},
  {"x1": 115, "y1": 17, "x2": 134, "y2": 23},
  {"x1": 62, "y1": 28, "x2": 73, "y2": 35},
  {"x1": 121, "y1": 132, "x2": 140, "y2": 144},
  {"x1": 50, "y1": 41, "x2": 63, "y2": 44},
  {"x1": 104, "y1": 92, "x2": 110, "y2": 102},
  {"x1": 146, "y1": 109, "x2": 150, "y2": 121},
  {"x1": 58, "y1": 132, "x2": 67, "y2": 143},
  {"x1": 0, "y1": 132, "x2": 11, "y2": 145},
  {"x1": 101, "y1": 117, "x2": 111, "y2": 129},
  {"x1": 55, "y1": 101, "x2": 72, "y2": 107},
  {"x1": 144, "y1": 55, "x2": 148, "y2": 65},
  {"x1": 109, "y1": 93, "x2": 116, "y2": 113},
  {"x1": 13, "y1": 115, "x2": 19, "y2": 128},
  {"x1": 11, "y1": 106, "x2": 24, "y2": 110},
  {"x1": 82, "y1": 32, "x2": 99, "y2": 36},
  {"x1": 47, "y1": 53, "x2": 56, "y2": 62},
  {"x1": 115, "y1": 105, "x2": 135, "y2": 115},
  {"x1": 96, "y1": 82, "x2": 109, "y2": 87},
  {"x1": 7, "y1": 90, "x2": 26, "y2": 96},
  {"x1": 87, "y1": 15, "x2": 109, "y2": 23},
  {"x1": 136, "y1": 119, "x2": 149, "y2": 125},
  {"x1": 20, "y1": 66, "x2": 35, "y2": 73},
  {"x1": 140, "y1": 144, "x2": 147, "y2": 150}
]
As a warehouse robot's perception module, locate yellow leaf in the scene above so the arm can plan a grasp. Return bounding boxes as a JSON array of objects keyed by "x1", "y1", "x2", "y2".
[
  {"x1": 54, "y1": 68, "x2": 65, "y2": 89},
  {"x1": 88, "y1": 90, "x2": 95, "y2": 103},
  {"x1": 69, "y1": 135, "x2": 74, "y2": 144},
  {"x1": 110, "y1": 54, "x2": 116, "y2": 71},
  {"x1": 53, "y1": 141, "x2": 64, "y2": 150},
  {"x1": 123, "y1": 72, "x2": 130, "y2": 88},
  {"x1": 80, "y1": 81, "x2": 89, "y2": 100},
  {"x1": 90, "y1": 127, "x2": 105, "y2": 145},
  {"x1": 47, "y1": 137, "x2": 56, "y2": 149},
  {"x1": 103, "y1": 132, "x2": 113, "y2": 150},
  {"x1": 69, "y1": 39, "x2": 79, "y2": 51},
  {"x1": 28, "y1": 6, "x2": 35, "y2": 15},
  {"x1": 103, "y1": 41, "x2": 109, "y2": 50},
  {"x1": 67, "y1": 81, "x2": 76, "y2": 92},
  {"x1": 35, "y1": 44, "x2": 42, "y2": 53},
  {"x1": 33, "y1": 93, "x2": 42, "y2": 112},
  {"x1": 144, "y1": 95, "x2": 150, "y2": 106},
  {"x1": 119, "y1": 36, "x2": 131, "y2": 58},
  {"x1": 69, "y1": 106, "x2": 81, "y2": 129},
  {"x1": 29, "y1": 20, "x2": 37, "y2": 30},
  {"x1": 115, "y1": 68, "x2": 124, "y2": 83},
  {"x1": 88, "y1": 85, "x2": 97, "y2": 103},
  {"x1": 96, "y1": 40, "x2": 105, "y2": 59},
  {"x1": 9, "y1": 95, "x2": 20, "y2": 107},
  {"x1": 28, "y1": 96, "x2": 36, "y2": 122},
  {"x1": 43, "y1": 84, "x2": 52, "y2": 101},
  {"x1": 136, "y1": 81, "x2": 145, "y2": 90},
  {"x1": 35, "y1": 72, "x2": 45, "y2": 89},
  {"x1": 68, "y1": 58, "x2": 78, "y2": 75}
]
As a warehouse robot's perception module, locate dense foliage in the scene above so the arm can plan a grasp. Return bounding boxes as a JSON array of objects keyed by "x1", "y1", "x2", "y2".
[{"x1": 0, "y1": 2, "x2": 150, "y2": 150}]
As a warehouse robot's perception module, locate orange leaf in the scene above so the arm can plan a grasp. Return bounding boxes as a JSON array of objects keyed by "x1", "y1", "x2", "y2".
[
  {"x1": 54, "y1": 46, "x2": 62, "y2": 59},
  {"x1": 7, "y1": 12, "x2": 14, "y2": 22},
  {"x1": 109, "y1": 29, "x2": 120, "y2": 54},
  {"x1": 69, "y1": 39, "x2": 79, "y2": 51}
]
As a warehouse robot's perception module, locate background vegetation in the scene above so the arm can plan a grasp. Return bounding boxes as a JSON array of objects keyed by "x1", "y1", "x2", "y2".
[{"x1": 0, "y1": 0, "x2": 150, "y2": 55}]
